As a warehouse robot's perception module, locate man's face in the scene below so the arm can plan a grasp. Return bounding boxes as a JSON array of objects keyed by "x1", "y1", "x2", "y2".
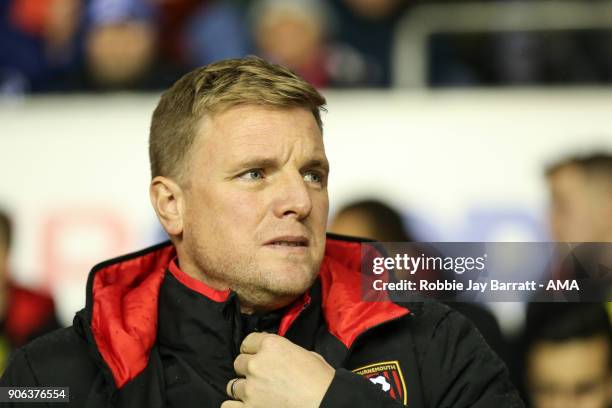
[
  {"x1": 178, "y1": 105, "x2": 329, "y2": 311},
  {"x1": 527, "y1": 336, "x2": 611, "y2": 408},
  {"x1": 548, "y1": 165, "x2": 609, "y2": 242},
  {"x1": 330, "y1": 210, "x2": 375, "y2": 240},
  {"x1": 256, "y1": 8, "x2": 323, "y2": 69}
]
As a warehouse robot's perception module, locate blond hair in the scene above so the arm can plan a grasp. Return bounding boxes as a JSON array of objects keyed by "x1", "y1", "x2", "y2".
[{"x1": 149, "y1": 56, "x2": 326, "y2": 180}]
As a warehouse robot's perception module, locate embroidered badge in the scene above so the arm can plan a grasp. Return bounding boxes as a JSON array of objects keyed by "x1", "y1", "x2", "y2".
[{"x1": 352, "y1": 360, "x2": 407, "y2": 405}]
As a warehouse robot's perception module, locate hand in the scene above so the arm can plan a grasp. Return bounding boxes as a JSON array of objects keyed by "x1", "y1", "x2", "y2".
[{"x1": 221, "y1": 332, "x2": 335, "y2": 408}]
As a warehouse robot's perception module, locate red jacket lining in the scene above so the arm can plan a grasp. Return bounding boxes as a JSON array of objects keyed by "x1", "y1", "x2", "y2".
[{"x1": 90, "y1": 239, "x2": 409, "y2": 388}]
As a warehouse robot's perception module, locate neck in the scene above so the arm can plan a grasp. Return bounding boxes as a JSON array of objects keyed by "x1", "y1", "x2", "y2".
[
  {"x1": 237, "y1": 293, "x2": 297, "y2": 315},
  {"x1": 174, "y1": 253, "x2": 231, "y2": 292},
  {"x1": 173, "y1": 251, "x2": 300, "y2": 315}
]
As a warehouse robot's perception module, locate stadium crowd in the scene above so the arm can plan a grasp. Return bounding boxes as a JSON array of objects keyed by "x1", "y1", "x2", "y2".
[{"x1": 2, "y1": 0, "x2": 612, "y2": 94}]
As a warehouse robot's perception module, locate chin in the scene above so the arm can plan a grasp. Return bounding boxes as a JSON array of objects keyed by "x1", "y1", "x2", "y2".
[{"x1": 262, "y1": 266, "x2": 318, "y2": 296}]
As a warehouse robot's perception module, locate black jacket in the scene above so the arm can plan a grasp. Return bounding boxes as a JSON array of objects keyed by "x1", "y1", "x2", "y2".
[{"x1": 0, "y1": 236, "x2": 524, "y2": 407}]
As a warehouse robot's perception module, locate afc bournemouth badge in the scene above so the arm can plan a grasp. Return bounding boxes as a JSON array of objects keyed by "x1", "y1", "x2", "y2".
[{"x1": 352, "y1": 360, "x2": 408, "y2": 405}]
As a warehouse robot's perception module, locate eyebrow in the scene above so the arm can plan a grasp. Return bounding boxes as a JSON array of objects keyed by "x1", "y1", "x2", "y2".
[
  {"x1": 305, "y1": 159, "x2": 330, "y2": 173},
  {"x1": 234, "y1": 158, "x2": 278, "y2": 170},
  {"x1": 232, "y1": 157, "x2": 330, "y2": 172}
]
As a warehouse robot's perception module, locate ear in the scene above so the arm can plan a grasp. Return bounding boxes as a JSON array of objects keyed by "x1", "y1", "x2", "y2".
[{"x1": 150, "y1": 176, "x2": 184, "y2": 237}]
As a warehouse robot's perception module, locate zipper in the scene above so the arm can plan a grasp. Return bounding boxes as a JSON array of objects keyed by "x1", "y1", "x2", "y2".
[{"x1": 227, "y1": 293, "x2": 243, "y2": 359}]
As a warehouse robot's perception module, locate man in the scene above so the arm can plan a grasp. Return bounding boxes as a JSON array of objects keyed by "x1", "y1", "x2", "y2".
[
  {"x1": 545, "y1": 152, "x2": 612, "y2": 305},
  {"x1": 329, "y1": 199, "x2": 416, "y2": 243},
  {"x1": 1, "y1": 56, "x2": 523, "y2": 407},
  {"x1": 329, "y1": 199, "x2": 510, "y2": 369},
  {"x1": 546, "y1": 153, "x2": 612, "y2": 243},
  {"x1": 0, "y1": 209, "x2": 60, "y2": 374},
  {"x1": 524, "y1": 303, "x2": 612, "y2": 408}
]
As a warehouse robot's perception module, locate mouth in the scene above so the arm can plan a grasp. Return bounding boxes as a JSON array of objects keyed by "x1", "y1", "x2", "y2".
[{"x1": 264, "y1": 236, "x2": 309, "y2": 248}]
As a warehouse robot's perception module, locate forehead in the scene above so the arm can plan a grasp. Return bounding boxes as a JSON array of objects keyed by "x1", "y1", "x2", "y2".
[
  {"x1": 549, "y1": 165, "x2": 584, "y2": 184},
  {"x1": 194, "y1": 104, "x2": 325, "y2": 161},
  {"x1": 331, "y1": 210, "x2": 375, "y2": 239},
  {"x1": 548, "y1": 165, "x2": 590, "y2": 196},
  {"x1": 529, "y1": 337, "x2": 610, "y2": 381}
]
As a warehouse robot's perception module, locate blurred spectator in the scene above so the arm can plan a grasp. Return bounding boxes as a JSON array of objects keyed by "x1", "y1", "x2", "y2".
[
  {"x1": 0, "y1": 0, "x2": 84, "y2": 93},
  {"x1": 85, "y1": 0, "x2": 157, "y2": 89},
  {"x1": 546, "y1": 152, "x2": 612, "y2": 242},
  {"x1": 327, "y1": 0, "x2": 410, "y2": 87},
  {"x1": 183, "y1": 0, "x2": 250, "y2": 67},
  {"x1": 523, "y1": 303, "x2": 611, "y2": 408},
  {"x1": 329, "y1": 198, "x2": 509, "y2": 366},
  {"x1": 329, "y1": 199, "x2": 415, "y2": 242},
  {"x1": 523, "y1": 155, "x2": 612, "y2": 400},
  {"x1": 250, "y1": 0, "x2": 412, "y2": 88},
  {"x1": 0, "y1": 209, "x2": 60, "y2": 374},
  {"x1": 250, "y1": 0, "x2": 331, "y2": 88},
  {"x1": 85, "y1": 0, "x2": 249, "y2": 90}
]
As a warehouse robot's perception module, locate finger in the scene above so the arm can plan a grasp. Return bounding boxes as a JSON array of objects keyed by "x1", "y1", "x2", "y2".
[
  {"x1": 310, "y1": 351, "x2": 326, "y2": 362},
  {"x1": 233, "y1": 353, "x2": 253, "y2": 377},
  {"x1": 240, "y1": 332, "x2": 270, "y2": 354},
  {"x1": 226, "y1": 377, "x2": 247, "y2": 401},
  {"x1": 220, "y1": 400, "x2": 243, "y2": 408},
  {"x1": 310, "y1": 351, "x2": 334, "y2": 371}
]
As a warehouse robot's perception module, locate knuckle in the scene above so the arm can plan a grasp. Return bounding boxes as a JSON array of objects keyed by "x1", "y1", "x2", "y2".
[
  {"x1": 233, "y1": 356, "x2": 242, "y2": 372},
  {"x1": 260, "y1": 334, "x2": 280, "y2": 350},
  {"x1": 246, "y1": 356, "x2": 259, "y2": 374}
]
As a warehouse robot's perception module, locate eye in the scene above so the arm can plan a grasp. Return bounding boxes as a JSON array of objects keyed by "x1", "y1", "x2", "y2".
[
  {"x1": 304, "y1": 171, "x2": 323, "y2": 184},
  {"x1": 239, "y1": 169, "x2": 265, "y2": 180}
]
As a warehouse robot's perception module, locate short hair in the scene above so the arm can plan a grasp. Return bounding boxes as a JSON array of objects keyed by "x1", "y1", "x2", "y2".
[
  {"x1": 524, "y1": 303, "x2": 612, "y2": 367},
  {"x1": 0, "y1": 209, "x2": 12, "y2": 251},
  {"x1": 335, "y1": 199, "x2": 415, "y2": 242},
  {"x1": 149, "y1": 56, "x2": 327, "y2": 181},
  {"x1": 545, "y1": 152, "x2": 612, "y2": 181}
]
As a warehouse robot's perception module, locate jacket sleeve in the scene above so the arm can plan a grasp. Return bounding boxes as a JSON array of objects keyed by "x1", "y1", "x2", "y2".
[
  {"x1": 419, "y1": 309, "x2": 524, "y2": 408},
  {"x1": 320, "y1": 368, "x2": 405, "y2": 408},
  {"x1": 1, "y1": 348, "x2": 39, "y2": 386},
  {"x1": 0, "y1": 348, "x2": 47, "y2": 408}
]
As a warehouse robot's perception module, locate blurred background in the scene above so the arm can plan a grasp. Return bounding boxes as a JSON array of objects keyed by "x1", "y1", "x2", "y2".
[{"x1": 1, "y1": 0, "x2": 612, "y2": 406}]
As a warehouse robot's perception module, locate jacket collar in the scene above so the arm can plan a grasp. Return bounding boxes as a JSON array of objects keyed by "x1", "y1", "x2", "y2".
[{"x1": 82, "y1": 235, "x2": 409, "y2": 389}]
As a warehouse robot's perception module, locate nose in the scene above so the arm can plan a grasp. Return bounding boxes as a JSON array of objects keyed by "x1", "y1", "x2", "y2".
[{"x1": 272, "y1": 171, "x2": 313, "y2": 220}]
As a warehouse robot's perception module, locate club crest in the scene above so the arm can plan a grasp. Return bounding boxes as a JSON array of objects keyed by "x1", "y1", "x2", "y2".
[{"x1": 352, "y1": 360, "x2": 407, "y2": 405}]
